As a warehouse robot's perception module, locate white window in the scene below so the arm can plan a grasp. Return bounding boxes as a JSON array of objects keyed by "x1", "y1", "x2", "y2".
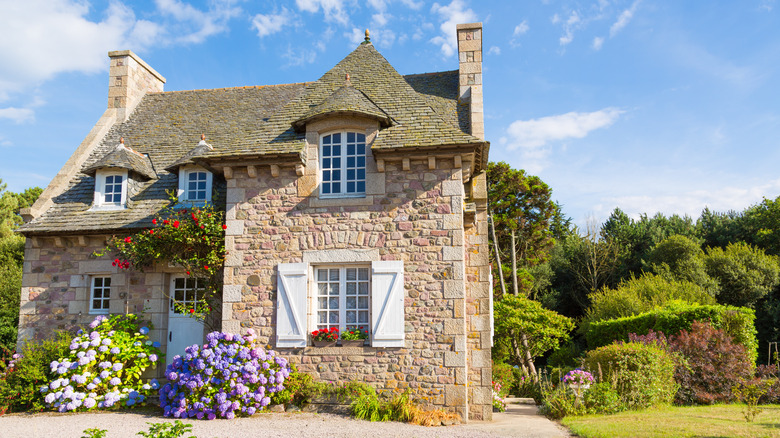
[
  {"x1": 178, "y1": 166, "x2": 213, "y2": 204},
  {"x1": 275, "y1": 261, "x2": 404, "y2": 348},
  {"x1": 315, "y1": 267, "x2": 370, "y2": 333},
  {"x1": 320, "y1": 132, "x2": 366, "y2": 197},
  {"x1": 89, "y1": 276, "x2": 111, "y2": 314},
  {"x1": 93, "y1": 169, "x2": 128, "y2": 210},
  {"x1": 170, "y1": 277, "x2": 203, "y2": 313}
]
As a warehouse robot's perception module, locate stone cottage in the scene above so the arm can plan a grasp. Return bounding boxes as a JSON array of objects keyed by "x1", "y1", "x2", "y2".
[{"x1": 17, "y1": 24, "x2": 492, "y2": 420}]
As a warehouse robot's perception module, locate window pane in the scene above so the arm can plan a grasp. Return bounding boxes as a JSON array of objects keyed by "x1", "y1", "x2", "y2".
[
  {"x1": 346, "y1": 297, "x2": 356, "y2": 309},
  {"x1": 358, "y1": 282, "x2": 368, "y2": 295},
  {"x1": 329, "y1": 312, "x2": 339, "y2": 323},
  {"x1": 332, "y1": 133, "x2": 341, "y2": 143},
  {"x1": 346, "y1": 269, "x2": 357, "y2": 281},
  {"x1": 319, "y1": 312, "x2": 327, "y2": 324},
  {"x1": 358, "y1": 311, "x2": 369, "y2": 324},
  {"x1": 347, "y1": 132, "x2": 355, "y2": 142},
  {"x1": 358, "y1": 268, "x2": 368, "y2": 280},
  {"x1": 331, "y1": 182, "x2": 340, "y2": 193},
  {"x1": 346, "y1": 311, "x2": 356, "y2": 323},
  {"x1": 318, "y1": 297, "x2": 327, "y2": 309},
  {"x1": 329, "y1": 284, "x2": 339, "y2": 296},
  {"x1": 357, "y1": 181, "x2": 365, "y2": 193},
  {"x1": 318, "y1": 283, "x2": 328, "y2": 296},
  {"x1": 357, "y1": 133, "x2": 365, "y2": 143},
  {"x1": 358, "y1": 296, "x2": 368, "y2": 309},
  {"x1": 347, "y1": 144, "x2": 355, "y2": 155},
  {"x1": 323, "y1": 135, "x2": 331, "y2": 145},
  {"x1": 317, "y1": 269, "x2": 327, "y2": 281},
  {"x1": 94, "y1": 277, "x2": 103, "y2": 288},
  {"x1": 329, "y1": 269, "x2": 339, "y2": 281}
]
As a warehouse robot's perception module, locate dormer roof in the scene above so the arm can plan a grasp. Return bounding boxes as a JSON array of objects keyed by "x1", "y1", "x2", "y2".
[
  {"x1": 165, "y1": 136, "x2": 214, "y2": 172},
  {"x1": 292, "y1": 85, "x2": 392, "y2": 131},
  {"x1": 82, "y1": 139, "x2": 156, "y2": 180}
]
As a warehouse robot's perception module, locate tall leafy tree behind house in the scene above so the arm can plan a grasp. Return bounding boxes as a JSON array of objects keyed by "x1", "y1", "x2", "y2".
[
  {"x1": 0, "y1": 179, "x2": 42, "y2": 353},
  {"x1": 487, "y1": 162, "x2": 558, "y2": 298}
]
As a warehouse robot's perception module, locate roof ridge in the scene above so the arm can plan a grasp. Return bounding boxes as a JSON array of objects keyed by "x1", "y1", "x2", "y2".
[
  {"x1": 151, "y1": 82, "x2": 314, "y2": 94},
  {"x1": 403, "y1": 70, "x2": 458, "y2": 78}
]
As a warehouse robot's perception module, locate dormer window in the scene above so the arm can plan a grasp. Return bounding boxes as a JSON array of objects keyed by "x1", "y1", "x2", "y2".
[
  {"x1": 178, "y1": 166, "x2": 213, "y2": 204},
  {"x1": 93, "y1": 169, "x2": 128, "y2": 210},
  {"x1": 320, "y1": 132, "x2": 366, "y2": 197}
]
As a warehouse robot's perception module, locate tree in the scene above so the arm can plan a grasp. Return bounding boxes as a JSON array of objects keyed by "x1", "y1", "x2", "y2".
[
  {"x1": 494, "y1": 295, "x2": 574, "y2": 378},
  {"x1": 741, "y1": 196, "x2": 780, "y2": 256},
  {"x1": 704, "y1": 242, "x2": 780, "y2": 308},
  {"x1": 697, "y1": 207, "x2": 743, "y2": 250},
  {"x1": 487, "y1": 162, "x2": 557, "y2": 298},
  {"x1": 646, "y1": 234, "x2": 718, "y2": 296}
]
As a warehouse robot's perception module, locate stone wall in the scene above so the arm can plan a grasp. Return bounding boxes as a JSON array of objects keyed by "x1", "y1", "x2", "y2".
[
  {"x1": 221, "y1": 151, "x2": 491, "y2": 420},
  {"x1": 17, "y1": 235, "x2": 173, "y2": 377}
]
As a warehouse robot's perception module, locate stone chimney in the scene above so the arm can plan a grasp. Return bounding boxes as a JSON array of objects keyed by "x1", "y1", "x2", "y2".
[
  {"x1": 456, "y1": 23, "x2": 484, "y2": 140},
  {"x1": 108, "y1": 50, "x2": 166, "y2": 121}
]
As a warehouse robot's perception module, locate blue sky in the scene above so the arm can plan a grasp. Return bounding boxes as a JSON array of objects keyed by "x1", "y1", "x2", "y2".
[{"x1": 1, "y1": 0, "x2": 778, "y2": 228}]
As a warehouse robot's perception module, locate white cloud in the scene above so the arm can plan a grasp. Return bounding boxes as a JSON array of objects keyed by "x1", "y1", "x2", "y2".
[
  {"x1": 602, "y1": 178, "x2": 780, "y2": 222},
  {"x1": 295, "y1": 0, "x2": 348, "y2": 25},
  {"x1": 0, "y1": 0, "x2": 241, "y2": 109},
  {"x1": 610, "y1": 0, "x2": 641, "y2": 37},
  {"x1": 282, "y1": 45, "x2": 318, "y2": 67},
  {"x1": 504, "y1": 108, "x2": 624, "y2": 150},
  {"x1": 252, "y1": 9, "x2": 291, "y2": 38},
  {"x1": 372, "y1": 12, "x2": 389, "y2": 27},
  {"x1": 514, "y1": 20, "x2": 529, "y2": 36},
  {"x1": 559, "y1": 11, "x2": 581, "y2": 45},
  {"x1": 154, "y1": 0, "x2": 241, "y2": 44},
  {"x1": 488, "y1": 46, "x2": 501, "y2": 55},
  {"x1": 592, "y1": 36, "x2": 604, "y2": 50},
  {"x1": 0, "y1": 107, "x2": 34, "y2": 124},
  {"x1": 430, "y1": 0, "x2": 478, "y2": 57}
]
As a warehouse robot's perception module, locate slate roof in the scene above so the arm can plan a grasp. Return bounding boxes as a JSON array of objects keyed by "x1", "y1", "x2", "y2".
[
  {"x1": 20, "y1": 41, "x2": 485, "y2": 235},
  {"x1": 83, "y1": 141, "x2": 157, "y2": 179}
]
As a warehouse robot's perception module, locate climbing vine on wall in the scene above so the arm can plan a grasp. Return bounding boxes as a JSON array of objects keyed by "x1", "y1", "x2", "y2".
[{"x1": 95, "y1": 198, "x2": 226, "y2": 318}]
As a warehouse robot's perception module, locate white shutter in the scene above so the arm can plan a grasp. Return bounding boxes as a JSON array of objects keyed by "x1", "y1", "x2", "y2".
[
  {"x1": 371, "y1": 260, "x2": 405, "y2": 347},
  {"x1": 276, "y1": 263, "x2": 309, "y2": 348}
]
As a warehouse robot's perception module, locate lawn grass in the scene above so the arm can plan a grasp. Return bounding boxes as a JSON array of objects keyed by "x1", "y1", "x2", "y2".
[{"x1": 562, "y1": 404, "x2": 780, "y2": 438}]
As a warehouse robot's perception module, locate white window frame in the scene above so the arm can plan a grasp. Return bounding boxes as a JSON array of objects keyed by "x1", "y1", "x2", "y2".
[
  {"x1": 92, "y1": 169, "x2": 128, "y2": 210},
  {"x1": 319, "y1": 131, "x2": 367, "y2": 198},
  {"x1": 89, "y1": 276, "x2": 111, "y2": 314},
  {"x1": 177, "y1": 166, "x2": 213, "y2": 205},
  {"x1": 313, "y1": 266, "x2": 371, "y2": 335}
]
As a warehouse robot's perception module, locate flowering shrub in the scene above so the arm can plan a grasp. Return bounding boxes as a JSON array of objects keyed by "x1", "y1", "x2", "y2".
[
  {"x1": 563, "y1": 369, "x2": 595, "y2": 386},
  {"x1": 159, "y1": 329, "x2": 291, "y2": 419},
  {"x1": 40, "y1": 314, "x2": 162, "y2": 412},
  {"x1": 96, "y1": 199, "x2": 226, "y2": 318},
  {"x1": 312, "y1": 327, "x2": 338, "y2": 342},
  {"x1": 492, "y1": 381, "x2": 506, "y2": 412},
  {"x1": 340, "y1": 327, "x2": 368, "y2": 341}
]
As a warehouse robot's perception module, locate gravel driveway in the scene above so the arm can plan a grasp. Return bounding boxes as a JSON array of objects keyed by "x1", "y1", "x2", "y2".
[{"x1": 0, "y1": 410, "x2": 513, "y2": 438}]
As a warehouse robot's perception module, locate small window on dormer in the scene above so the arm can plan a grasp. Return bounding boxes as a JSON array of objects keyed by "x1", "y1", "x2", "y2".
[
  {"x1": 178, "y1": 166, "x2": 213, "y2": 204},
  {"x1": 93, "y1": 169, "x2": 128, "y2": 210}
]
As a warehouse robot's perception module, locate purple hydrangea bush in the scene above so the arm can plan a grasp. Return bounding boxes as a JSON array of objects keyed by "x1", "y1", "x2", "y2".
[
  {"x1": 40, "y1": 314, "x2": 162, "y2": 412},
  {"x1": 159, "y1": 329, "x2": 291, "y2": 419}
]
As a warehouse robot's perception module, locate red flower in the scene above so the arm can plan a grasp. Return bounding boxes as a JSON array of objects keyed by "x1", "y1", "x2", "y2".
[
  {"x1": 149, "y1": 229, "x2": 154, "y2": 234},
  {"x1": 311, "y1": 331, "x2": 318, "y2": 336},
  {"x1": 329, "y1": 327, "x2": 338, "y2": 332},
  {"x1": 173, "y1": 220, "x2": 180, "y2": 228},
  {"x1": 124, "y1": 236, "x2": 132, "y2": 243},
  {"x1": 152, "y1": 219, "x2": 157, "y2": 225},
  {"x1": 192, "y1": 213, "x2": 197, "y2": 221},
  {"x1": 186, "y1": 271, "x2": 191, "y2": 275},
  {"x1": 222, "y1": 224, "x2": 227, "y2": 230},
  {"x1": 204, "y1": 265, "x2": 209, "y2": 270},
  {"x1": 163, "y1": 219, "x2": 170, "y2": 225},
  {"x1": 189, "y1": 308, "x2": 195, "y2": 314}
]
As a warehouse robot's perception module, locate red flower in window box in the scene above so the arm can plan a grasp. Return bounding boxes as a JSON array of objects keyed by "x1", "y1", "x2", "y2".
[
  {"x1": 312, "y1": 327, "x2": 338, "y2": 342},
  {"x1": 124, "y1": 236, "x2": 132, "y2": 243},
  {"x1": 172, "y1": 220, "x2": 180, "y2": 228}
]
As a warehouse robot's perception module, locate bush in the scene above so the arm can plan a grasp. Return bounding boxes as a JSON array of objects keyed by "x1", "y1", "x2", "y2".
[
  {"x1": 583, "y1": 342, "x2": 677, "y2": 410},
  {"x1": 584, "y1": 274, "x2": 716, "y2": 326},
  {"x1": 41, "y1": 314, "x2": 162, "y2": 412},
  {"x1": 546, "y1": 341, "x2": 583, "y2": 369},
  {"x1": 539, "y1": 384, "x2": 582, "y2": 419},
  {"x1": 583, "y1": 382, "x2": 621, "y2": 414},
  {"x1": 159, "y1": 329, "x2": 290, "y2": 419},
  {"x1": 0, "y1": 331, "x2": 71, "y2": 412},
  {"x1": 270, "y1": 366, "x2": 323, "y2": 407},
  {"x1": 756, "y1": 364, "x2": 780, "y2": 404},
  {"x1": 491, "y1": 362, "x2": 517, "y2": 396},
  {"x1": 670, "y1": 321, "x2": 753, "y2": 405},
  {"x1": 586, "y1": 302, "x2": 758, "y2": 363}
]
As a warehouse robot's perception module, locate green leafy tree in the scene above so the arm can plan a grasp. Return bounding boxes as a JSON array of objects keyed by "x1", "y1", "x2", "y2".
[
  {"x1": 704, "y1": 242, "x2": 780, "y2": 308},
  {"x1": 741, "y1": 196, "x2": 780, "y2": 256},
  {"x1": 494, "y1": 295, "x2": 574, "y2": 378},
  {"x1": 697, "y1": 207, "x2": 744, "y2": 250},
  {"x1": 646, "y1": 234, "x2": 718, "y2": 296},
  {"x1": 487, "y1": 162, "x2": 558, "y2": 298}
]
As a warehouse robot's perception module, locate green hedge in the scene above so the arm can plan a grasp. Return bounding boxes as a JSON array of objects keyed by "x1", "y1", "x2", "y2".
[{"x1": 586, "y1": 302, "x2": 757, "y2": 363}]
